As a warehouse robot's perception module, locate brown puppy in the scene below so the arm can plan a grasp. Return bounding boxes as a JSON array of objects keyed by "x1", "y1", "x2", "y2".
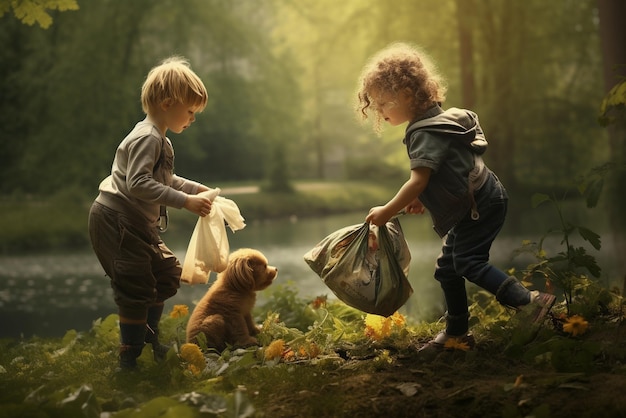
[{"x1": 186, "y1": 248, "x2": 277, "y2": 352}]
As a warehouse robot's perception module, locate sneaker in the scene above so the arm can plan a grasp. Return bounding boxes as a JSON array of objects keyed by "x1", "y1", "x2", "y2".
[
  {"x1": 418, "y1": 331, "x2": 476, "y2": 352},
  {"x1": 524, "y1": 291, "x2": 556, "y2": 323}
]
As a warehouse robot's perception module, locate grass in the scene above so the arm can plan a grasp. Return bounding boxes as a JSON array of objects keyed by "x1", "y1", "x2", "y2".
[{"x1": 1, "y1": 284, "x2": 626, "y2": 418}]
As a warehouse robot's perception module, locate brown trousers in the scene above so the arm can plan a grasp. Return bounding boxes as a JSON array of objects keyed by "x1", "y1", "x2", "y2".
[{"x1": 88, "y1": 202, "x2": 181, "y2": 320}]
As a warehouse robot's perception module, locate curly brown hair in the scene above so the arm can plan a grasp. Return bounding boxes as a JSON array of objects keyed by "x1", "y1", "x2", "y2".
[{"x1": 355, "y1": 42, "x2": 447, "y2": 132}]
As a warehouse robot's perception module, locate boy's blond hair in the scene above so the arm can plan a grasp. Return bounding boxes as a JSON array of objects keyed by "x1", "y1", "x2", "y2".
[
  {"x1": 356, "y1": 42, "x2": 447, "y2": 132},
  {"x1": 141, "y1": 56, "x2": 208, "y2": 114}
]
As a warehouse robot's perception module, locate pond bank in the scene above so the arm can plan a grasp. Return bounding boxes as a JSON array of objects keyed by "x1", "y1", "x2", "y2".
[{"x1": 0, "y1": 181, "x2": 396, "y2": 254}]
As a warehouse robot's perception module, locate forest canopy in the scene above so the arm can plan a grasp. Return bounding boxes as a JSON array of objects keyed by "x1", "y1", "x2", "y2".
[{"x1": 0, "y1": 0, "x2": 612, "y2": 198}]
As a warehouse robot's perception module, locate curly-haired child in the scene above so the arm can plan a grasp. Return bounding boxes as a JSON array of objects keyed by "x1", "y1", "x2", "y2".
[
  {"x1": 357, "y1": 42, "x2": 555, "y2": 351},
  {"x1": 88, "y1": 57, "x2": 214, "y2": 370}
]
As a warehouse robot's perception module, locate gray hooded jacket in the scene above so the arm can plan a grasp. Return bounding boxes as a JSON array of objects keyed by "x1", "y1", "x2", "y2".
[{"x1": 404, "y1": 105, "x2": 492, "y2": 237}]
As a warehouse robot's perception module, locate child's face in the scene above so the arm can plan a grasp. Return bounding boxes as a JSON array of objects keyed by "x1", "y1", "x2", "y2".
[
  {"x1": 371, "y1": 90, "x2": 414, "y2": 126},
  {"x1": 162, "y1": 101, "x2": 202, "y2": 134}
]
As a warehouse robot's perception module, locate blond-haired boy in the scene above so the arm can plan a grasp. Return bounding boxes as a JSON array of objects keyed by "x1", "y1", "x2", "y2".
[{"x1": 88, "y1": 57, "x2": 214, "y2": 370}]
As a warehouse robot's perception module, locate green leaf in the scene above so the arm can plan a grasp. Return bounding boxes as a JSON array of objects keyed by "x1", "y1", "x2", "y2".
[
  {"x1": 57, "y1": 385, "x2": 101, "y2": 418},
  {"x1": 114, "y1": 397, "x2": 182, "y2": 418},
  {"x1": 570, "y1": 247, "x2": 602, "y2": 278},
  {"x1": 577, "y1": 226, "x2": 601, "y2": 250},
  {"x1": 4, "y1": 0, "x2": 79, "y2": 29},
  {"x1": 599, "y1": 80, "x2": 626, "y2": 116},
  {"x1": 61, "y1": 329, "x2": 78, "y2": 346},
  {"x1": 176, "y1": 391, "x2": 228, "y2": 414},
  {"x1": 231, "y1": 389, "x2": 255, "y2": 418}
]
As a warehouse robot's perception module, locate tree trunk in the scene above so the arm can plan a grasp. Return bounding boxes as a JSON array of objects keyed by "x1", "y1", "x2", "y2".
[
  {"x1": 597, "y1": 0, "x2": 626, "y2": 281},
  {"x1": 455, "y1": 0, "x2": 476, "y2": 109}
]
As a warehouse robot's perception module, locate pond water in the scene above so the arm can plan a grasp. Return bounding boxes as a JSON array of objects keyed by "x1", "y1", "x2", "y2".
[{"x1": 0, "y1": 211, "x2": 619, "y2": 338}]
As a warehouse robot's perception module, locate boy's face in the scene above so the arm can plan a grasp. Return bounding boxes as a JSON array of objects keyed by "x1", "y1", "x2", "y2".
[
  {"x1": 162, "y1": 101, "x2": 202, "y2": 134},
  {"x1": 371, "y1": 89, "x2": 414, "y2": 126}
]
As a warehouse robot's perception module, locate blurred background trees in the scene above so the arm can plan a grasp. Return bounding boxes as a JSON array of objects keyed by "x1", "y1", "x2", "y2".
[{"x1": 0, "y1": 0, "x2": 622, "y2": 240}]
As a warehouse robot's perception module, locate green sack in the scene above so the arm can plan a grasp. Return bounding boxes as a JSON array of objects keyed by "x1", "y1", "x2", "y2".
[{"x1": 303, "y1": 218, "x2": 413, "y2": 317}]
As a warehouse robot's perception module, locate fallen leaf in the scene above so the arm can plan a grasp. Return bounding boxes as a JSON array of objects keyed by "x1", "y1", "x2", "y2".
[{"x1": 395, "y1": 382, "x2": 421, "y2": 397}]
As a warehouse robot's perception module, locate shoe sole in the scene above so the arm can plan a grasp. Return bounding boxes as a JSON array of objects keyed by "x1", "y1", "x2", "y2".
[
  {"x1": 531, "y1": 293, "x2": 556, "y2": 323},
  {"x1": 418, "y1": 334, "x2": 476, "y2": 352}
]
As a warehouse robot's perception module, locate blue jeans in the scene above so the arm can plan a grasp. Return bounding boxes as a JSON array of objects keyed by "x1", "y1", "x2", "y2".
[{"x1": 433, "y1": 175, "x2": 509, "y2": 335}]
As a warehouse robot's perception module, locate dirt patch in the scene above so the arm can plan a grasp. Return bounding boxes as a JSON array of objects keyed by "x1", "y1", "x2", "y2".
[{"x1": 247, "y1": 333, "x2": 626, "y2": 418}]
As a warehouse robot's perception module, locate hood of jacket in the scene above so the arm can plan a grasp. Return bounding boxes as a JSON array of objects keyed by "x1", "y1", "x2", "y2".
[{"x1": 405, "y1": 105, "x2": 488, "y2": 155}]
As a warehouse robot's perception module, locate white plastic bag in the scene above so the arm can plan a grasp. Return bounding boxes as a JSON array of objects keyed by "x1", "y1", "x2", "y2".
[{"x1": 180, "y1": 188, "x2": 246, "y2": 284}]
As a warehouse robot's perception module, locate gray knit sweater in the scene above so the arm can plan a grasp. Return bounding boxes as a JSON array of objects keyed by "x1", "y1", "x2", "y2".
[{"x1": 95, "y1": 119, "x2": 200, "y2": 224}]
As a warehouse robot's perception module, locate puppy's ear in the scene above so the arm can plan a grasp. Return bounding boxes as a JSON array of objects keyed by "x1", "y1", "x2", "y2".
[{"x1": 228, "y1": 256, "x2": 255, "y2": 292}]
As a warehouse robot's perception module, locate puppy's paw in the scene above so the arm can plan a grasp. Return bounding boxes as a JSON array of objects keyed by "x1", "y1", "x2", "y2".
[{"x1": 237, "y1": 336, "x2": 259, "y2": 348}]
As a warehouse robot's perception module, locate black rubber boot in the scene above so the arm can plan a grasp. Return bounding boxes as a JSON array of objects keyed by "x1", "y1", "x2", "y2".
[
  {"x1": 145, "y1": 305, "x2": 170, "y2": 362},
  {"x1": 119, "y1": 322, "x2": 146, "y2": 370},
  {"x1": 495, "y1": 277, "x2": 531, "y2": 308},
  {"x1": 444, "y1": 311, "x2": 470, "y2": 336}
]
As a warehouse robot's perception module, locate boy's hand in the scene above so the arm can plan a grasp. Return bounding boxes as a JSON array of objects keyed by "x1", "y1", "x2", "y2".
[{"x1": 184, "y1": 194, "x2": 212, "y2": 217}]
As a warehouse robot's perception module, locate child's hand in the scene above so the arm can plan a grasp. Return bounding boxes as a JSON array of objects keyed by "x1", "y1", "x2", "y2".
[
  {"x1": 405, "y1": 198, "x2": 425, "y2": 215},
  {"x1": 366, "y1": 206, "x2": 393, "y2": 227},
  {"x1": 184, "y1": 194, "x2": 212, "y2": 217}
]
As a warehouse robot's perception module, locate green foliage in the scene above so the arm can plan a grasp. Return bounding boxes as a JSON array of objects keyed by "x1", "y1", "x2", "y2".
[
  {"x1": 524, "y1": 337, "x2": 602, "y2": 373},
  {"x1": 0, "y1": 1, "x2": 609, "y2": 201},
  {"x1": 0, "y1": 0, "x2": 78, "y2": 28},
  {"x1": 513, "y1": 191, "x2": 603, "y2": 314},
  {"x1": 262, "y1": 145, "x2": 295, "y2": 193},
  {"x1": 1, "y1": 279, "x2": 625, "y2": 416},
  {"x1": 344, "y1": 157, "x2": 405, "y2": 183},
  {"x1": 599, "y1": 80, "x2": 626, "y2": 126},
  {"x1": 0, "y1": 192, "x2": 90, "y2": 253},
  {"x1": 254, "y1": 283, "x2": 320, "y2": 332}
]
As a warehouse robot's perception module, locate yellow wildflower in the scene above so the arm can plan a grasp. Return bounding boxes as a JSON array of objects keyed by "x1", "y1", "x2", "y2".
[
  {"x1": 306, "y1": 342, "x2": 321, "y2": 359},
  {"x1": 390, "y1": 312, "x2": 406, "y2": 327},
  {"x1": 265, "y1": 339, "x2": 285, "y2": 360},
  {"x1": 443, "y1": 338, "x2": 470, "y2": 351},
  {"x1": 364, "y1": 315, "x2": 388, "y2": 340},
  {"x1": 562, "y1": 315, "x2": 589, "y2": 337},
  {"x1": 187, "y1": 364, "x2": 201, "y2": 377},
  {"x1": 364, "y1": 312, "x2": 405, "y2": 341},
  {"x1": 283, "y1": 348, "x2": 296, "y2": 361},
  {"x1": 179, "y1": 343, "x2": 205, "y2": 372},
  {"x1": 170, "y1": 304, "x2": 189, "y2": 319}
]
